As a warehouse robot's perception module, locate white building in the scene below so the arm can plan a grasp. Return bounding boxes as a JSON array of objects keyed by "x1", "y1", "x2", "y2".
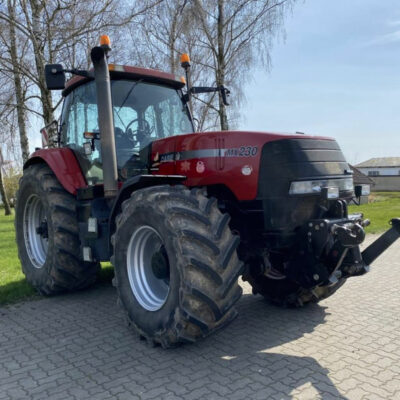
[
  {"x1": 355, "y1": 157, "x2": 400, "y2": 191},
  {"x1": 356, "y1": 157, "x2": 400, "y2": 176}
]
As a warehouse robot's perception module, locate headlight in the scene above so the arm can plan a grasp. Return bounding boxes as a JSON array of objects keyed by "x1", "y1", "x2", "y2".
[{"x1": 289, "y1": 177, "x2": 354, "y2": 195}]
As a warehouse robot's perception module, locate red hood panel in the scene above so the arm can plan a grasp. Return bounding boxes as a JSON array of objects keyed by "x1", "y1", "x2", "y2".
[{"x1": 150, "y1": 131, "x2": 335, "y2": 201}]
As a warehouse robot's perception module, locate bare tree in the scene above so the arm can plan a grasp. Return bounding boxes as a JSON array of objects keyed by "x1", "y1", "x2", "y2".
[
  {"x1": 133, "y1": 0, "x2": 189, "y2": 74},
  {"x1": 192, "y1": 0, "x2": 294, "y2": 130},
  {"x1": 0, "y1": 88, "x2": 16, "y2": 216},
  {"x1": 0, "y1": 0, "x2": 163, "y2": 151},
  {"x1": 0, "y1": 151, "x2": 12, "y2": 215},
  {"x1": 0, "y1": 0, "x2": 294, "y2": 161},
  {"x1": 133, "y1": 0, "x2": 220, "y2": 131},
  {"x1": 134, "y1": 0, "x2": 294, "y2": 131},
  {"x1": 3, "y1": 0, "x2": 30, "y2": 162}
]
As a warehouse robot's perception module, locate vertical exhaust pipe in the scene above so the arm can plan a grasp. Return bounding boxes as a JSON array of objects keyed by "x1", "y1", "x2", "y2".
[{"x1": 90, "y1": 45, "x2": 118, "y2": 198}]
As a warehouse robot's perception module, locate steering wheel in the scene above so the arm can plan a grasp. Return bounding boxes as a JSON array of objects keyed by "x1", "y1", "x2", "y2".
[
  {"x1": 115, "y1": 126, "x2": 137, "y2": 148},
  {"x1": 125, "y1": 118, "x2": 153, "y2": 144}
]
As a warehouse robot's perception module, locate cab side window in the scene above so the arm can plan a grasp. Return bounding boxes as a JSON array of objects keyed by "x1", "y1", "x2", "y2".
[{"x1": 61, "y1": 82, "x2": 103, "y2": 185}]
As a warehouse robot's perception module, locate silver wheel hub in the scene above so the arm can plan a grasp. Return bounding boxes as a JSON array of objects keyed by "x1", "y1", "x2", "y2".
[
  {"x1": 127, "y1": 225, "x2": 170, "y2": 311},
  {"x1": 23, "y1": 194, "x2": 48, "y2": 268}
]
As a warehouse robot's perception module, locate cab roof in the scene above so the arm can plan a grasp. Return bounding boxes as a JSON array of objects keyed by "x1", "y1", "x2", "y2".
[{"x1": 62, "y1": 64, "x2": 186, "y2": 96}]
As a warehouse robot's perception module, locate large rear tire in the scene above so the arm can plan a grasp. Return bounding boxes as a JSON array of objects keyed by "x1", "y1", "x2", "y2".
[
  {"x1": 112, "y1": 186, "x2": 243, "y2": 348},
  {"x1": 15, "y1": 164, "x2": 100, "y2": 294},
  {"x1": 245, "y1": 261, "x2": 346, "y2": 307}
]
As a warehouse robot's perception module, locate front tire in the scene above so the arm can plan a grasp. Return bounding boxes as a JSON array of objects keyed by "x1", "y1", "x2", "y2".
[
  {"x1": 15, "y1": 164, "x2": 100, "y2": 294},
  {"x1": 112, "y1": 186, "x2": 243, "y2": 348}
]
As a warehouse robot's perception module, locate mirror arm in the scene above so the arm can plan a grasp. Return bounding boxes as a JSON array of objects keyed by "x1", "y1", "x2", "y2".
[
  {"x1": 189, "y1": 85, "x2": 230, "y2": 106},
  {"x1": 182, "y1": 93, "x2": 190, "y2": 104}
]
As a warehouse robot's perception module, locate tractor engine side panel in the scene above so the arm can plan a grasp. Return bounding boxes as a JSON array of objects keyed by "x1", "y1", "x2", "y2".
[
  {"x1": 24, "y1": 148, "x2": 87, "y2": 195},
  {"x1": 174, "y1": 132, "x2": 262, "y2": 201},
  {"x1": 150, "y1": 131, "x2": 334, "y2": 201}
]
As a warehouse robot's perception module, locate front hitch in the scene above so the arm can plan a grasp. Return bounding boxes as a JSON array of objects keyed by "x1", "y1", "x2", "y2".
[
  {"x1": 362, "y1": 218, "x2": 400, "y2": 265},
  {"x1": 332, "y1": 222, "x2": 365, "y2": 247},
  {"x1": 286, "y1": 217, "x2": 400, "y2": 288}
]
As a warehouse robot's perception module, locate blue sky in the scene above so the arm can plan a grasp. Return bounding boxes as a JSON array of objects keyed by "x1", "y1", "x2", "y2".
[{"x1": 239, "y1": 0, "x2": 400, "y2": 164}]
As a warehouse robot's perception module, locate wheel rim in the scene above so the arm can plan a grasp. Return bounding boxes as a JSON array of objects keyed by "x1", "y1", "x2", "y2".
[
  {"x1": 127, "y1": 225, "x2": 170, "y2": 311},
  {"x1": 23, "y1": 194, "x2": 48, "y2": 268}
]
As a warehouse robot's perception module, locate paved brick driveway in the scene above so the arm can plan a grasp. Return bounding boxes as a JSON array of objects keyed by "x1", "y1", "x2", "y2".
[{"x1": 1, "y1": 237, "x2": 399, "y2": 400}]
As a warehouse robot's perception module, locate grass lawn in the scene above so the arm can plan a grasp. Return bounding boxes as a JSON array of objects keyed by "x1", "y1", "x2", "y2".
[
  {"x1": 0, "y1": 191, "x2": 398, "y2": 305},
  {"x1": 0, "y1": 212, "x2": 37, "y2": 304},
  {"x1": 348, "y1": 192, "x2": 400, "y2": 234},
  {"x1": 0, "y1": 210, "x2": 113, "y2": 306}
]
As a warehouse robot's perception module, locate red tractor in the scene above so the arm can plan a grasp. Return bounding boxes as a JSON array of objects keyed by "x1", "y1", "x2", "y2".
[{"x1": 15, "y1": 37, "x2": 400, "y2": 347}]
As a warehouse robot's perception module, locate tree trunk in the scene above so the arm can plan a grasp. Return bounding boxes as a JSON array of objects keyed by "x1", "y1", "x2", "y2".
[
  {"x1": 216, "y1": 0, "x2": 228, "y2": 130},
  {"x1": 0, "y1": 166, "x2": 11, "y2": 216},
  {"x1": 28, "y1": 0, "x2": 55, "y2": 145},
  {"x1": 7, "y1": 0, "x2": 29, "y2": 163}
]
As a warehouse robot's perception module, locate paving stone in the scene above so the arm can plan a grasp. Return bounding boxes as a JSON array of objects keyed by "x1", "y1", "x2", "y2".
[{"x1": 0, "y1": 236, "x2": 399, "y2": 399}]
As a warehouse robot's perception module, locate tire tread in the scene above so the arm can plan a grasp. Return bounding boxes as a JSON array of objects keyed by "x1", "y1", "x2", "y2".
[
  {"x1": 15, "y1": 164, "x2": 100, "y2": 295},
  {"x1": 112, "y1": 185, "x2": 243, "y2": 348}
]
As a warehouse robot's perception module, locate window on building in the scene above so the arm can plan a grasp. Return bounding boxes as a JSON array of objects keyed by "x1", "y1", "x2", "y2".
[{"x1": 368, "y1": 171, "x2": 380, "y2": 176}]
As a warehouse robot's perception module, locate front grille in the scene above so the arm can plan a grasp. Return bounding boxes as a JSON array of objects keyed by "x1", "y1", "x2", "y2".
[{"x1": 257, "y1": 138, "x2": 350, "y2": 231}]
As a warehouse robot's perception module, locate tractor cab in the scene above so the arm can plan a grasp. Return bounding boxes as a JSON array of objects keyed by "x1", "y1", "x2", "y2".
[{"x1": 59, "y1": 67, "x2": 194, "y2": 184}]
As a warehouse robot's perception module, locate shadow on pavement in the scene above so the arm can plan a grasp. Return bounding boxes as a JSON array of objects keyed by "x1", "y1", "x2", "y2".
[
  {"x1": 1, "y1": 285, "x2": 347, "y2": 399},
  {"x1": 162, "y1": 293, "x2": 347, "y2": 399}
]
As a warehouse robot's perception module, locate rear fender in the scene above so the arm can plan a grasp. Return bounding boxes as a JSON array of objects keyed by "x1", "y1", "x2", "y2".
[{"x1": 24, "y1": 148, "x2": 87, "y2": 195}]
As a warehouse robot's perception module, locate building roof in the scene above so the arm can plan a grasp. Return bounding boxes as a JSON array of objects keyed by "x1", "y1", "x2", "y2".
[
  {"x1": 355, "y1": 157, "x2": 400, "y2": 168},
  {"x1": 349, "y1": 165, "x2": 375, "y2": 185}
]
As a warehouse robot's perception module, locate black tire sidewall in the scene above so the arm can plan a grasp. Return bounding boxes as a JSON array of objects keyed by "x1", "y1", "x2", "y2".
[
  {"x1": 16, "y1": 172, "x2": 55, "y2": 288},
  {"x1": 114, "y1": 204, "x2": 182, "y2": 337}
]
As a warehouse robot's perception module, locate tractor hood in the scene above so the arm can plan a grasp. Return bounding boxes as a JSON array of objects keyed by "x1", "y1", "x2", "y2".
[{"x1": 150, "y1": 130, "x2": 350, "y2": 201}]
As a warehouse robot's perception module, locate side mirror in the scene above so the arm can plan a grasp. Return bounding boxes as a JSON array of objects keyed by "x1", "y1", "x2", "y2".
[{"x1": 45, "y1": 64, "x2": 66, "y2": 90}]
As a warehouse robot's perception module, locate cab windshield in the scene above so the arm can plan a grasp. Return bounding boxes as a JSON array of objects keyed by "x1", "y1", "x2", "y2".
[{"x1": 61, "y1": 79, "x2": 193, "y2": 183}]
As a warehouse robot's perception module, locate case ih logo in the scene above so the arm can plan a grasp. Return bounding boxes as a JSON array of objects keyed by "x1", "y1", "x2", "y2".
[{"x1": 159, "y1": 152, "x2": 175, "y2": 162}]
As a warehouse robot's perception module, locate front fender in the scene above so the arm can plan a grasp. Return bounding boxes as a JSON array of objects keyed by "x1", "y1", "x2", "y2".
[
  {"x1": 109, "y1": 174, "x2": 186, "y2": 226},
  {"x1": 108, "y1": 174, "x2": 186, "y2": 253},
  {"x1": 24, "y1": 148, "x2": 87, "y2": 195}
]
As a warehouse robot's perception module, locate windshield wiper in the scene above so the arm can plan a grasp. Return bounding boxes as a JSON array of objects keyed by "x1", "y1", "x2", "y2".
[{"x1": 114, "y1": 79, "x2": 144, "y2": 129}]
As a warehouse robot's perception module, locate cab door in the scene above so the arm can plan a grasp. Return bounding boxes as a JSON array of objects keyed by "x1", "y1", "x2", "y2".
[{"x1": 61, "y1": 81, "x2": 103, "y2": 185}]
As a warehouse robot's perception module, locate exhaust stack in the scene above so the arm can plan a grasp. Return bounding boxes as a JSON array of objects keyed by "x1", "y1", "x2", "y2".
[{"x1": 90, "y1": 42, "x2": 118, "y2": 198}]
